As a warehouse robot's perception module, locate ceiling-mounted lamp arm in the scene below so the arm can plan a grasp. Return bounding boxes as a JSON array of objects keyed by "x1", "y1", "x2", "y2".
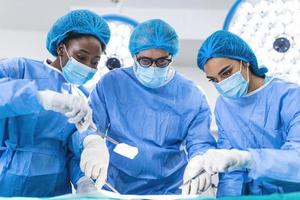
[{"x1": 110, "y1": 0, "x2": 125, "y2": 13}]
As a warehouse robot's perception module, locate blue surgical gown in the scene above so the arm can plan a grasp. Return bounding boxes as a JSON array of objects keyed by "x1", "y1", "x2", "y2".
[
  {"x1": 215, "y1": 78, "x2": 300, "y2": 197},
  {"x1": 0, "y1": 57, "x2": 85, "y2": 197},
  {"x1": 89, "y1": 67, "x2": 216, "y2": 194}
]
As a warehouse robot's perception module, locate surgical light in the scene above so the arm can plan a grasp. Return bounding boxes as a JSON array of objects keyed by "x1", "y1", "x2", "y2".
[
  {"x1": 224, "y1": 0, "x2": 300, "y2": 83},
  {"x1": 84, "y1": 14, "x2": 138, "y2": 92},
  {"x1": 102, "y1": 14, "x2": 138, "y2": 70}
]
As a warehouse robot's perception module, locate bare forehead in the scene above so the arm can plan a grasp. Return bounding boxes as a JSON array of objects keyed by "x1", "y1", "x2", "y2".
[
  {"x1": 68, "y1": 36, "x2": 101, "y2": 48},
  {"x1": 68, "y1": 37, "x2": 102, "y2": 54},
  {"x1": 204, "y1": 58, "x2": 237, "y2": 72}
]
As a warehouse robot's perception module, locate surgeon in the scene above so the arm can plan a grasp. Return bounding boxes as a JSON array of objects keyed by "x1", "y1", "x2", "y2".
[
  {"x1": 0, "y1": 9, "x2": 110, "y2": 197},
  {"x1": 194, "y1": 30, "x2": 300, "y2": 197},
  {"x1": 84, "y1": 19, "x2": 216, "y2": 194}
]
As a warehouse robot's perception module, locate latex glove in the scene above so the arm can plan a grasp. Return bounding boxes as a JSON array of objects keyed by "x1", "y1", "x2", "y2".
[
  {"x1": 202, "y1": 149, "x2": 252, "y2": 174},
  {"x1": 182, "y1": 155, "x2": 211, "y2": 195},
  {"x1": 37, "y1": 90, "x2": 92, "y2": 132},
  {"x1": 80, "y1": 134, "x2": 109, "y2": 189},
  {"x1": 76, "y1": 176, "x2": 98, "y2": 194}
]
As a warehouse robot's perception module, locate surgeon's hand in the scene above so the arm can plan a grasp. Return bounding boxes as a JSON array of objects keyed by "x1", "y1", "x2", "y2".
[
  {"x1": 182, "y1": 155, "x2": 212, "y2": 195},
  {"x1": 80, "y1": 135, "x2": 109, "y2": 189},
  {"x1": 37, "y1": 90, "x2": 92, "y2": 132},
  {"x1": 202, "y1": 149, "x2": 252, "y2": 174},
  {"x1": 76, "y1": 176, "x2": 98, "y2": 194}
]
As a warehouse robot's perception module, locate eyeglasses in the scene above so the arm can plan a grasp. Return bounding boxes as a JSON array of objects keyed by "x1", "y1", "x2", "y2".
[{"x1": 136, "y1": 56, "x2": 172, "y2": 68}]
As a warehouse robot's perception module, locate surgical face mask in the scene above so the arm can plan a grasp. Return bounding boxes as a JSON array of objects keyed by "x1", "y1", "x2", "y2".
[
  {"x1": 134, "y1": 63, "x2": 170, "y2": 88},
  {"x1": 60, "y1": 45, "x2": 97, "y2": 86},
  {"x1": 214, "y1": 61, "x2": 249, "y2": 99}
]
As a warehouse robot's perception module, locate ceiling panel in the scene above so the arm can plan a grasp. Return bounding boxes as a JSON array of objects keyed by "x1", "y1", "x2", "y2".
[{"x1": 0, "y1": 0, "x2": 234, "y2": 31}]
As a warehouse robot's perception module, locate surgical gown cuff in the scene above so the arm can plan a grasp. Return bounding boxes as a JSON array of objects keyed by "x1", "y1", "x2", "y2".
[
  {"x1": 70, "y1": 129, "x2": 97, "y2": 157},
  {"x1": 188, "y1": 150, "x2": 205, "y2": 160},
  {"x1": 188, "y1": 146, "x2": 215, "y2": 160},
  {"x1": 247, "y1": 148, "x2": 260, "y2": 180},
  {"x1": 18, "y1": 80, "x2": 43, "y2": 113}
]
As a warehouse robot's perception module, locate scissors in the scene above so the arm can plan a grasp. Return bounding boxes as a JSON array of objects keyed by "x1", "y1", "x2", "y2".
[
  {"x1": 90, "y1": 126, "x2": 119, "y2": 145},
  {"x1": 105, "y1": 181, "x2": 120, "y2": 194},
  {"x1": 180, "y1": 170, "x2": 217, "y2": 188},
  {"x1": 89, "y1": 125, "x2": 138, "y2": 160},
  {"x1": 180, "y1": 169, "x2": 206, "y2": 189}
]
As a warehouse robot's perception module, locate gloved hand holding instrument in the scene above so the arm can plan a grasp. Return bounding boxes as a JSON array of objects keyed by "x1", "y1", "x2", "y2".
[
  {"x1": 181, "y1": 154, "x2": 217, "y2": 195},
  {"x1": 37, "y1": 90, "x2": 92, "y2": 132},
  {"x1": 80, "y1": 123, "x2": 138, "y2": 194}
]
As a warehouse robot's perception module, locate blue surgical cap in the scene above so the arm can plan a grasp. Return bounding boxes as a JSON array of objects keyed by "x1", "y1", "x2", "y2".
[
  {"x1": 197, "y1": 30, "x2": 268, "y2": 77},
  {"x1": 129, "y1": 19, "x2": 179, "y2": 56},
  {"x1": 46, "y1": 9, "x2": 110, "y2": 56}
]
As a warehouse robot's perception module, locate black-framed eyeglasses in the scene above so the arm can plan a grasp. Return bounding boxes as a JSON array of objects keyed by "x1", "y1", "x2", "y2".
[{"x1": 136, "y1": 56, "x2": 172, "y2": 68}]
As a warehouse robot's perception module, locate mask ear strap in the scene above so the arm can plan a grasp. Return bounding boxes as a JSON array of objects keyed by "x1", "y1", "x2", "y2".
[
  {"x1": 59, "y1": 56, "x2": 63, "y2": 71},
  {"x1": 63, "y1": 44, "x2": 71, "y2": 58},
  {"x1": 241, "y1": 61, "x2": 250, "y2": 82},
  {"x1": 239, "y1": 60, "x2": 243, "y2": 71},
  {"x1": 59, "y1": 44, "x2": 71, "y2": 71},
  {"x1": 166, "y1": 66, "x2": 174, "y2": 81},
  {"x1": 246, "y1": 64, "x2": 250, "y2": 82}
]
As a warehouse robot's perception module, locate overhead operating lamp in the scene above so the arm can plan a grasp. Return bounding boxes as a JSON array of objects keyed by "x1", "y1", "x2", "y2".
[
  {"x1": 224, "y1": 0, "x2": 300, "y2": 83},
  {"x1": 83, "y1": 14, "x2": 138, "y2": 92},
  {"x1": 102, "y1": 14, "x2": 138, "y2": 70}
]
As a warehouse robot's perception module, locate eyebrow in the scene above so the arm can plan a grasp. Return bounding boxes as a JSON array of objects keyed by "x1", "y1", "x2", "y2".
[
  {"x1": 206, "y1": 64, "x2": 232, "y2": 79},
  {"x1": 78, "y1": 49, "x2": 90, "y2": 54},
  {"x1": 137, "y1": 55, "x2": 170, "y2": 59},
  {"x1": 78, "y1": 49, "x2": 101, "y2": 58},
  {"x1": 218, "y1": 65, "x2": 232, "y2": 75}
]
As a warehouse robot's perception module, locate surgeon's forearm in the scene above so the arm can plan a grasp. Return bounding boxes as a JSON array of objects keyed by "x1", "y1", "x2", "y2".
[
  {"x1": 0, "y1": 78, "x2": 42, "y2": 118},
  {"x1": 248, "y1": 148, "x2": 300, "y2": 183}
]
